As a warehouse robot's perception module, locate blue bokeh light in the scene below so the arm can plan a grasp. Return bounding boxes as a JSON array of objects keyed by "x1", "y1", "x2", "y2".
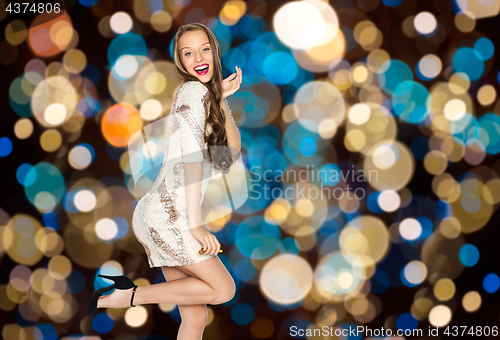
[
  {"x1": 231, "y1": 303, "x2": 254, "y2": 325},
  {"x1": 79, "y1": 0, "x2": 99, "y2": 7},
  {"x1": 474, "y1": 37, "x2": 494, "y2": 61},
  {"x1": 459, "y1": 243, "x2": 480, "y2": 267},
  {"x1": 16, "y1": 163, "x2": 37, "y2": 186},
  {"x1": 92, "y1": 313, "x2": 115, "y2": 334},
  {"x1": 483, "y1": 273, "x2": 500, "y2": 293},
  {"x1": 396, "y1": 312, "x2": 419, "y2": 332},
  {"x1": 453, "y1": 47, "x2": 484, "y2": 81},
  {"x1": 0, "y1": 137, "x2": 13, "y2": 157},
  {"x1": 34, "y1": 323, "x2": 58, "y2": 340}
]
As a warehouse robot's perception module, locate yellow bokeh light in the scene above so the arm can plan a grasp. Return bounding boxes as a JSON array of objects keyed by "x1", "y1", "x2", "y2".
[
  {"x1": 63, "y1": 49, "x2": 87, "y2": 74},
  {"x1": 124, "y1": 305, "x2": 148, "y2": 327},
  {"x1": 348, "y1": 103, "x2": 371, "y2": 125},
  {"x1": 48, "y1": 255, "x2": 72, "y2": 280},
  {"x1": 110, "y1": 11, "x2": 133, "y2": 34},
  {"x1": 95, "y1": 218, "x2": 118, "y2": 242},
  {"x1": 455, "y1": 11, "x2": 476, "y2": 33},
  {"x1": 404, "y1": 261, "x2": 427, "y2": 285},
  {"x1": 428, "y1": 305, "x2": 452, "y2": 327},
  {"x1": 40, "y1": 129, "x2": 62, "y2": 152},
  {"x1": 14, "y1": 118, "x2": 34, "y2": 139},
  {"x1": 221, "y1": 0, "x2": 246, "y2": 25},
  {"x1": 260, "y1": 254, "x2": 313, "y2": 304},
  {"x1": 424, "y1": 150, "x2": 448, "y2": 175},
  {"x1": 462, "y1": 290, "x2": 481, "y2": 312},
  {"x1": 377, "y1": 190, "x2": 400, "y2": 212},
  {"x1": 434, "y1": 278, "x2": 456, "y2": 301},
  {"x1": 340, "y1": 216, "x2": 389, "y2": 263},
  {"x1": 414, "y1": 12, "x2": 437, "y2": 35},
  {"x1": 399, "y1": 218, "x2": 421, "y2": 241},
  {"x1": 477, "y1": 84, "x2": 496, "y2": 106},
  {"x1": 150, "y1": 11, "x2": 172, "y2": 33},
  {"x1": 345, "y1": 129, "x2": 366, "y2": 152},
  {"x1": 274, "y1": 0, "x2": 339, "y2": 50},
  {"x1": 443, "y1": 98, "x2": 466, "y2": 121}
]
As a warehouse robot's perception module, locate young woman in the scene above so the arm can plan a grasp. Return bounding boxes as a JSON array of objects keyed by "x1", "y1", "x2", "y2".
[{"x1": 87, "y1": 23, "x2": 242, "y2": 339}]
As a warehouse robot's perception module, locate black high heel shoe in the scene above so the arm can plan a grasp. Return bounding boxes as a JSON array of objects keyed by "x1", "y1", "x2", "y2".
[{"x1": 87, "y1": 274, "x2": 138, "y2": 315}]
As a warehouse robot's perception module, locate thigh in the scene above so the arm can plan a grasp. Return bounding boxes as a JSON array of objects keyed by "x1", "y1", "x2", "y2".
[
  {"x1": 161, "y1": 265, "x2": 193, "y2": 282},
  {"x1": 176, "y1": 256, "x2": 235, "y2": 293}
]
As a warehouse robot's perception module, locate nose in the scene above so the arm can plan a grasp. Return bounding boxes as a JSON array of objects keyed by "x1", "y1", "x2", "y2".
[{"x1": 194, "y1": 52, "x2": 203, "y2": 63}]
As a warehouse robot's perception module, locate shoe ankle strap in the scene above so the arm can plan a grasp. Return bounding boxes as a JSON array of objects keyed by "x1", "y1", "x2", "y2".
[{"x1": 130, "y1": 286, "x2": 138, "y2": 307}]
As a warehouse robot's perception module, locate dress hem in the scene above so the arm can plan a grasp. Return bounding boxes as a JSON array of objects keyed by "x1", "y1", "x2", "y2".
[{"x1": 148, "y1": 253, "x2": 218, "y2": 268}]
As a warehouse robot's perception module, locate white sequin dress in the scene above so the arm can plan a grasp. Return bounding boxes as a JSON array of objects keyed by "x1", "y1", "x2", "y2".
[{"x1": 131, "y1": 80, "x2": 236, "y2": 267}]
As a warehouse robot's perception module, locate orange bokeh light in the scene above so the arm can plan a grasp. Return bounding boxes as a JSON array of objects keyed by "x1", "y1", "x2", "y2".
[
  {"x1": 102, "y1": 103, "x2": 143, "y2": 147},
  {"x1": 28, "y1": 13, "x2": 73, "y2": 57}
]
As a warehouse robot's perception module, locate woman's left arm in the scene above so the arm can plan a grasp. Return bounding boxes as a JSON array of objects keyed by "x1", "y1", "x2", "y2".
[{"x1": 220, "y1": 98, "x2": 241, "y2": 152}]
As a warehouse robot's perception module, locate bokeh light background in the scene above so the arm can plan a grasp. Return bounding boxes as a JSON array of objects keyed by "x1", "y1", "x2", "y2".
[{"x1": 1, "y1": 0, "x2": 500, "y2": 339}]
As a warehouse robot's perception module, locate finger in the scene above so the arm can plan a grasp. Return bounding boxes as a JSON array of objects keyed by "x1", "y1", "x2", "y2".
[
  {"x1": 212, "y1": 237, "x2": 219, "y2": 256},
  {"x1": 204, "y1": 237, "x2": 211, "y2": 254},
  {"x1": 212, "y1": 238, "x2": 219, "y2": 256},
  {"x1": 216, "y1": 239, "x2": 221, "y2": 255},
  {"x1": 206, "y1": 237, "x2": 215, "y2": 255},
  {"x1": 206, "y1": 236, "x2": 214, "y2": 255},
  {"x1": 209, "y1": 236, "x2": 218, "y2": 255},
  {"x1": 200, "y1": 240, "x2": 208, "y2": 254}
]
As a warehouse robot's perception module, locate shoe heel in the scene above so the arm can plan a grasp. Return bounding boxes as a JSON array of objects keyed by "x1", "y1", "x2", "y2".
[
  {"x1": 97, "y1": 274, "x2": 136, "y2": 290},
  {"x1": 87, "y1": 283, "x2": 115, "y2": 315}
]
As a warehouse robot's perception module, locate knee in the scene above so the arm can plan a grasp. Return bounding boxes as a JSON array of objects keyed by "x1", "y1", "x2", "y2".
[{"x1": 213, "y1": 280, "x2": 236, "y2": 305}]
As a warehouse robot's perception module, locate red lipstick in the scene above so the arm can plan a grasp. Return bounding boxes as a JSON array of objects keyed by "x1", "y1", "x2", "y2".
[{"x1": 194, "y1": 64, "x2": 209, "y2": 75}]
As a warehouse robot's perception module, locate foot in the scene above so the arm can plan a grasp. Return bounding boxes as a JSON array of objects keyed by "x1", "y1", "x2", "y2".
[{"x1": 97, "y1": 287, "x2": 135, "y2": 309}]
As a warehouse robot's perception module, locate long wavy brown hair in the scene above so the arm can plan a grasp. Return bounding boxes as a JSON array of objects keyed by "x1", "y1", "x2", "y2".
[{"x1": 172, "y1": 23, "x2": 233, "y2": 173}]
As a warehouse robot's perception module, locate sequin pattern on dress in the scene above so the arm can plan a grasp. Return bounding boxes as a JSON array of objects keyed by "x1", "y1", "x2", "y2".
[
  {"x1": 177, "y1": 103, "x2": 210, "y2": 161},
  {"x1": 223, "y1": 96, "x2": 237, "y2": 126},
  {"x1": 158, "y1": 180, "x2": 180, "y2": 227},
  {"x1": 148, "y1": 227, "x2": 194, "y2": 266}
]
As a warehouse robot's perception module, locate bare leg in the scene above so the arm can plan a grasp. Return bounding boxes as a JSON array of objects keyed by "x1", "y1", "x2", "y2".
[
  {"x1": 98, "y1": 256, "x2": 235, "y2": 308},
  {"x1": 160, "y1": 267, "x2": 208, "y2": 340}
]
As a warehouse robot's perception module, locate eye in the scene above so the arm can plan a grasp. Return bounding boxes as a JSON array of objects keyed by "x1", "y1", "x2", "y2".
[
  {"x1": 184, "y1": 52, "x2": 191, "y2": 56},
  {"x1": 204, "y1": 47, "x2": 210, "y2": 51}
]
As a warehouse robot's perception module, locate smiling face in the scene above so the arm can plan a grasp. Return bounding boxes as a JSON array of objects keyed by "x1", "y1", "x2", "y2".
[{"x1": 179, "y1": 30, "x2": 214, "y2": 83}]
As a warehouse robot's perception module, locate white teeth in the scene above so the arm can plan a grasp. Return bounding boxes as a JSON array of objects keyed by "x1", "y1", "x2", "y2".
[{"x1": 195, "y1": 65, "x2": 208, "y2": 71}]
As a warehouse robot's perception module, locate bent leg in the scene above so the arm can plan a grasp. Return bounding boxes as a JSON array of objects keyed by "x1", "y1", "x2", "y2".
[
  {"x1": 134, "y1": 256, "x2": 235, "y2": 305},
  {"x1": 99, "y1": 256, "x2": 235, "y2": 308},
  {"x1": 176, "y1": 256, "x2": 236, "y2": 304},
  {"x1": 162, "y1": 267, "x2": 207, "y2": 340}
]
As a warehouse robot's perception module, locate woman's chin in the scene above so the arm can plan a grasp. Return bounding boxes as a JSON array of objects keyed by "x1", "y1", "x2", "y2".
[
  {"x1": 191, "y1": 71, "x2": 213, "y2": 83},
  {"x1": 199, "y1": 76, "x2": 212, "y2": 83}
]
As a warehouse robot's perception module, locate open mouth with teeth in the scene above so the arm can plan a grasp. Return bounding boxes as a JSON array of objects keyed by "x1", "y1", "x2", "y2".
[{"x1": 194, "y1": 64, "x2": 209, "y2": 75}]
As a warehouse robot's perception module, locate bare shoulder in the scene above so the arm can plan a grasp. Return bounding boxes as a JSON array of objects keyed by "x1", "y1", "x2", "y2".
[{"x1": 178, "y1": 81, "x2": 209, "y2": 105}]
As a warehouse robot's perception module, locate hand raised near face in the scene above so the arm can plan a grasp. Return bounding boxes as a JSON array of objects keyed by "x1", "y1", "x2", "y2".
[{"x1": 222, "y1": 66, "x2": 242, "y2": 99}]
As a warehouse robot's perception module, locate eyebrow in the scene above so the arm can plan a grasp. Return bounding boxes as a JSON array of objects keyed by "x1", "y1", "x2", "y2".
[{"x1": 181, "y1": 42, "x2": 210, "y2": 51}]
